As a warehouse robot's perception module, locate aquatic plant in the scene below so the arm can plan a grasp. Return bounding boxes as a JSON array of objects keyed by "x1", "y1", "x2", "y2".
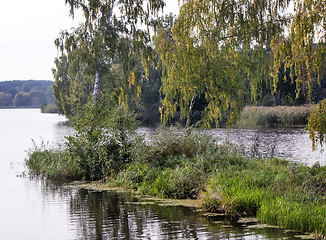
[
  {"x1": 201, "y1": 158, "x2": 326, "y2": 236},
  {"x1": 26, "y1": 141, "x2": 80, "y2": 180},
  {"x1": 237, "y1": 105, "x2": 315, "y2": 128},
  {"x1": 26, "y1": 123, "x2": 326, "y2": 237}
]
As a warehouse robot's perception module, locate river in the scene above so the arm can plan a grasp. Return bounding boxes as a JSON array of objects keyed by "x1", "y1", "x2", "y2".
[{"x1": 0, "y1": 109, "x2": 319, "y2": 239}]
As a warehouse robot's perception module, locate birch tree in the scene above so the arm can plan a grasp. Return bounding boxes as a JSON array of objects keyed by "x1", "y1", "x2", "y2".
[
  {"x1": 53, "y1": 0, "x2": 164, "y2": 118},
  {"x1": 156, "y1": 0, "x2": 291, "y2": 127}
]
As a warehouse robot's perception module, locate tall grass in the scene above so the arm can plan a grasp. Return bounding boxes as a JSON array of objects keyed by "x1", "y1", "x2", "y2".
[
  {"x1": 237, "y1": 105, "x2": 315, "y2": 128},
  {"x1": 25, "y1": 141, "x2": 80, "y2": 180},
  {"x1": 201, "y1": 159, "x2": 326, "y2": 236},
  {"x1": 26, "y1": 124, "x2": 326, "y2": 236}
]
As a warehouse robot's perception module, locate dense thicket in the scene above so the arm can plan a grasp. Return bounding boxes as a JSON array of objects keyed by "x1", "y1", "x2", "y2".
[{"x1": 0, "y1": 80, "x2": 55, "y2": 107}]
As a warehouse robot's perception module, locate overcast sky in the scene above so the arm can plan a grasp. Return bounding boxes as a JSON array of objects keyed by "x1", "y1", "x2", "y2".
[{"x1": 0, "y1": 0, "x2": 179, "y2": 82}]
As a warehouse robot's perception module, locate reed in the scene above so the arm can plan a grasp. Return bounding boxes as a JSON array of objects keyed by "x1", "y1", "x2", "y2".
[
  {"x1": 237, "y1": 105, "x2": 315, "y2": 128},
  {"x1": 25, "y1": 141, "x2": 80, "y2": 180}
]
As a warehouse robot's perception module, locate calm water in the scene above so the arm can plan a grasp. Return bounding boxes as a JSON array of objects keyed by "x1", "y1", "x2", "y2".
[
  {"x1": 210, "y1": 128, "x2": 325, "y2": 166},
  {"x1": 0, "y1": 109, "x2": 319, "y2": 239}
]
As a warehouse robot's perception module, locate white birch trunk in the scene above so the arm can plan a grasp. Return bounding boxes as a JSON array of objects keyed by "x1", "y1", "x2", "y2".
[
  {"x1": 92, "y1": 71, "x2": 100, "y2": 105},
  {"x1": 92, "y1": 0, "x2": 115, "y2": 105}
]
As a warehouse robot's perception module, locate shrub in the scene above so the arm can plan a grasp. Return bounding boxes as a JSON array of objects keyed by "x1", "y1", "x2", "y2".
[
  {"x1": 132, "y1": 125, "x2": 219, "y2": 166},
  {"x1": 26, "y1": 100, "x2": 139, "y2": 181}
]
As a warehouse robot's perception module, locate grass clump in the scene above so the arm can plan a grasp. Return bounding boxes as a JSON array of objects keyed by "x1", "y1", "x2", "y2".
[
  {"x1": 201, "y1": 159, "x2": 326, "y2": 236},
  {"x1": 237, "y1": 105, "x2": 315, "y2": 128},
  {"x1": 113, "y1": 126, "x2": 224, "y2": 198},
  {"x1": 26, "y1": 141, "x2": 80, "y2": 180}
]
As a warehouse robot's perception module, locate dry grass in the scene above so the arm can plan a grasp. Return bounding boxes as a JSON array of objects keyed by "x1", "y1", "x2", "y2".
[{"x1": 237, "y1": 105, "x2": 316, "y2": 128}]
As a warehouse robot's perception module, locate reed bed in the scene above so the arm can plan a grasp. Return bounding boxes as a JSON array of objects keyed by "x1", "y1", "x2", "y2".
[{"x1": 237, "y1": 105, "x2": 316, "y2": 128}]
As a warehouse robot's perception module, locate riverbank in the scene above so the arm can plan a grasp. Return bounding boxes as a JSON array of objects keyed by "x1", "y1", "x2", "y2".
[
  {"x1": 25, "y1": 126, "x2": 326, "y2": 238},
  {"x1": 75, "y1": 182, "x2": 317, "y2": 239}
]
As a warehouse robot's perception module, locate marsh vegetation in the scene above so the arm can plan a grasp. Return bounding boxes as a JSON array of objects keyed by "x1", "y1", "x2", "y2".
[{"x1": 26, "y1": 123, "x2": 326, "y2": 238}]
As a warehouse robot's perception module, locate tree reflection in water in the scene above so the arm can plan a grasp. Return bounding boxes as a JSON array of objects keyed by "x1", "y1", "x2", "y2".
[{"x1": 65, "y1": 187, "x2": 303, "y2": 240}]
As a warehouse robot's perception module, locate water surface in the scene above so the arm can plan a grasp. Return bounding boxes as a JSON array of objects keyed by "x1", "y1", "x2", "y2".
[{"x1": 0, "y1": 109, "x2": 317, "y2": 239}]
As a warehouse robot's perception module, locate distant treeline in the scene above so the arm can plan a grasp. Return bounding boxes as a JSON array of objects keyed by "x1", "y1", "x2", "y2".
[{"x1": 0, "y1": 80, "x2": 55, "y2": 107}]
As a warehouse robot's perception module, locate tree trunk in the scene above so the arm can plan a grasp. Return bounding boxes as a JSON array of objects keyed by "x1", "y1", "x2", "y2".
[
  {"x1": 274, "y1": 91, "x2": 280, "y2": 106},
  {"x1": 186, "y1": 96, "x2": 197, "y2": 127},
  {"x1": 92, "y1": 0, "x2": 115, "y2": 105},
  {"x1": 92, "y1": 71, "x2": 100, "y2": 105}
]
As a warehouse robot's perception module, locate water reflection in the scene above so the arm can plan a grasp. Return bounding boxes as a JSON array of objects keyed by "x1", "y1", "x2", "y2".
[
  {"x1": 0, "y1": 109, "x2": 319, "y2": 239},
  {"x1": 36, "y1": 180, "x2": 305, "y2": 240}
]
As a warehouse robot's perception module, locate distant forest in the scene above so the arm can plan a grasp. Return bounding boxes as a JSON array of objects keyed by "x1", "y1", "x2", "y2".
[{"x1": 0, "y1": 80, "x2": 55, "y2": 107}]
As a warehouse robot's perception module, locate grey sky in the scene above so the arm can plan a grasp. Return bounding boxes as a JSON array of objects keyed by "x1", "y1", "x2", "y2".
[{"x1": 0, "y1": 0, "x2": 179, "y2": 82}]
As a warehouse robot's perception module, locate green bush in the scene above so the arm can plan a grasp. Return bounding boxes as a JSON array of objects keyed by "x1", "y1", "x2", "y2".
[
  {"x1": 26, "y1": 99, "x2": 139, "y2": 181},
  {"x1": 114, "y1": 156, "x2": 206, "y2": 199},
  {"x1": 132, "y1": 125, "x2": 217, "y2": 166}
]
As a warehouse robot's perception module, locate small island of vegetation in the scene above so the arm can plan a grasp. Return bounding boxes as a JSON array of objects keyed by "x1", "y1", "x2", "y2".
[{"x1": 25, "y1": 0, "x2": 326, "y2": 238}]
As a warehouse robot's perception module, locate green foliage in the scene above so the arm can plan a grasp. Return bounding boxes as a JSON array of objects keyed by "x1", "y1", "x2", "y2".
[
  {"x1": 27, "y1": 96, "x2": 139, "y2": 181},
  {"x1": 65, "y1": 98, "x2": 138, "y2": 180},
  {"x1": 202, "y1": 158, "x2": 326, "y2": 235},
  {"x1": 115, "y1": 158, "x2": 205, "y2": 199},
  {"x1": 156, "y1": 0, "x2": 290, "y2": 127},
  {"x1": 53, "y1": 0, "x2": 164, "y2": 119},
  {"x1": 271, "y1": 0, "x2": 326, "y2": 148},
  {"x1": 132, "y1": 125, "x2": 217, "y2": 166},
  {"x1": 114, "y1": 126, "x2": 246, "y2": 199},
  {"x1": 259, "y1": 197, "x2": 326, "y2": 236},
  {"x1": 309, "y1": 99, "x2": 326, "y2": 150},
  {"x1": 25, "y1": 141, "x2": 80, "y2": 180},
  {"x1": 140, "y1": 161, "x2": 205, "y2": 199},
  {"x1": 271, "y1": 0, "x2": 326, "y2": 101}
]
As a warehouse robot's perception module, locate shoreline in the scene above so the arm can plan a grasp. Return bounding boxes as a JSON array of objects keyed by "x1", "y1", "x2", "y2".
[
  {"x1": 74, "y1": 181, "x2": 316, "y2": 240},
  {"x1": 76, "y1": 182, "x2": 202, "y2": 209}
]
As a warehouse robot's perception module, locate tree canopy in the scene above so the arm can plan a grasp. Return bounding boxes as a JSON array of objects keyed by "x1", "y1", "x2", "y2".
[
  {"x1": 156, "y1": 0, "x2": 292, "y2": 127},
  {"x1": 52, "y1": 0, "x2": 326, "y2": 148},
  {"x1": 53, "y1": 0, "x2": 164, "y2": 118},
  {"x1": 0, "y1": 80, "x2": 54, "y2": 107},
  {"x1": 271, "y1": 0, "x2": 326, "y2": 101}
]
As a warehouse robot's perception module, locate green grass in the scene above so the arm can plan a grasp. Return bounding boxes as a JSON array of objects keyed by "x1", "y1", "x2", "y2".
[
  {"x1": 25, "y1": 125, "x2": 326, "y2": 237},
  {"x1": 25, "y1": 141, "x2": 80, "y2": 180},
  {"x1": 201, "y1": 159, "x2": 326, "y2": 235},
  {"x1": 237, "y1": 105, "x2": 315, "y2": 128}
]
